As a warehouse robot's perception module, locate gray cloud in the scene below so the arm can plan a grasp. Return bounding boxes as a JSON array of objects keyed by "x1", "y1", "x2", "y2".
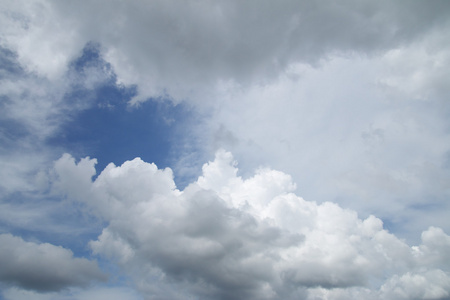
[
  {"x1": 2, "y1": 1, "x2": 449, "y2": 103},
  {"x1": 0, "y1": 234, "x2": 107, "y2": 292},
  {"x1": 2, "y1": 1, "x2": 450, "y2": 299},
  {"x1": 51, "y1": 151, "x2": 450, "y2": 299},
  {"x1": 2, "y1": 2, "x2": 450, "y2": 230}
]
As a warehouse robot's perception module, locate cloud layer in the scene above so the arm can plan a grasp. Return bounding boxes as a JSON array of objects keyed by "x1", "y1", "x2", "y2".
[
  {"x1": 3, "y1": 0, "x2": 449, "y2": 103},
  {"x1": 51, "y1": 150, "x2": 450, "y2": 300}
]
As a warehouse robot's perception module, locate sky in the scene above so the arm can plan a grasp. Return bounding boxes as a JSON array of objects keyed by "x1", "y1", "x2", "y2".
[{"x1": 1, "y1": 0, "x2": 450, "y2": 299}]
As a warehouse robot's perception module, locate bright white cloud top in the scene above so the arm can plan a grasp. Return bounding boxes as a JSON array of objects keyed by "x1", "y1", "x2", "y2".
[
  {"x1": 1, "y1": 0, "x2": 450, "y2": 299},
  {"x1": 51, "y1": 151, "x2": 450, "y2": 299}
]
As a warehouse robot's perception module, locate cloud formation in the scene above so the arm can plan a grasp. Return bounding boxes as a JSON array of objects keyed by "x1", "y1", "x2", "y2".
[
  {"x1": 0, "y1": 41, "x2": 115, "y2": 197},
  {"x1": 2, "y1": 0, "x2": 449, "y2": 103},
  {"x1": 52, "y1": 150, "x2": 450, "y2": 299},
  {"x1": 0, "y1": 233, "x2": 106, "y2": 292},
  {"x1": 1, "y1": 1, "x2": 450, "y2": 299},
  {"x1": 2, "y1": 1, "x2": 449, "y2": 231},
  {"x1": 204, "y1": 50, "x2": 450, "y2": 241}
]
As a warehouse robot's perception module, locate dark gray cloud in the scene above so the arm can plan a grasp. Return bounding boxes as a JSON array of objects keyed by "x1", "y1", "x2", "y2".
[{"x1": 0, "y1": 234, "x2": 107, "y2": 292}]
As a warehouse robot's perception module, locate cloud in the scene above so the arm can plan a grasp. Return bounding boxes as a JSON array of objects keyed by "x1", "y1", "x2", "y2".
[
  {"x1": 202, "y1": 49, "x2": 450, "y2": 242},
  {"x1": 2, "y1": 1, "x2": 450, "y2": 299},
  {"x1": 2, "y1": 286, "x2": 143, "y2": 300},
  {"x1": 0, "y1": 233, "x2": 107, "y2": 292},
  {"x1": 52, "y1": 150, "x2": 450, "y2": 299},
  {"x1": 380, "y1": 270, "x2": 450, "y2": 300},
  {"x1": 0, "y1": 40, "x2": 115, "y2": 197},
  {"x1": 2, "y1": 1, "x2": 449, "y2": 240},
  {"x1": 2, "y1": 0, "x2": 449, "y2": 104}
]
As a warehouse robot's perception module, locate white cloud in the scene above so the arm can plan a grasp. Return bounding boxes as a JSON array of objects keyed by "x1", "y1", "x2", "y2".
[
  {"x1": 51, "y1": 150, "x2": 450, "y2": 299},
  {"x1": 201, "y1": 51, "x2": 450, "y2": 243},
  {"x1": 380, "y1": 270, "x2": 450, "y2": 300},
  {"x1": 0, "y1": 233, "x2": 107, "y2": 292},
  {"x1": 2, "y1": 1, "x2": 449, "y2": 238},
  {"x1": 0, "y1": 40, "x2": 114, "y2": 196},
  {"x1": 1, "y1": 1, "x2": 450, "y2": 298},
  {"x1": 0, "y1": 0, "x2": 85, "y2": 79}
]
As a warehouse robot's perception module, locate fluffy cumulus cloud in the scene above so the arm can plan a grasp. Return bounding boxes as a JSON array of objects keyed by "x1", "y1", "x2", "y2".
[
  {"x1": 51, "y1": 150, "x2": 450, "y2": 300},
  {"x1": 5, "y1": 0, "x2": 444, "y2": 240},
  {"x1": 0, "y1": 233, "x2": 106, "y2": 292},
  {"x1": 1, "y1": 0, "x2": 450, "y2": 299},
  {"x1": 2, "y1": 0, "x2": 449, "y2": 213},
  {"x1": 205, "y1": 49, "x2": 450, "y2": 240}
]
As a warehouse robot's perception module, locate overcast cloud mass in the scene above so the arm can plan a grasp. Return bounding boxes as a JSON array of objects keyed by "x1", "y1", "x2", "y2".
[{"x1": 1, "y1": 0, "x2": 450, "y2": 299}]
